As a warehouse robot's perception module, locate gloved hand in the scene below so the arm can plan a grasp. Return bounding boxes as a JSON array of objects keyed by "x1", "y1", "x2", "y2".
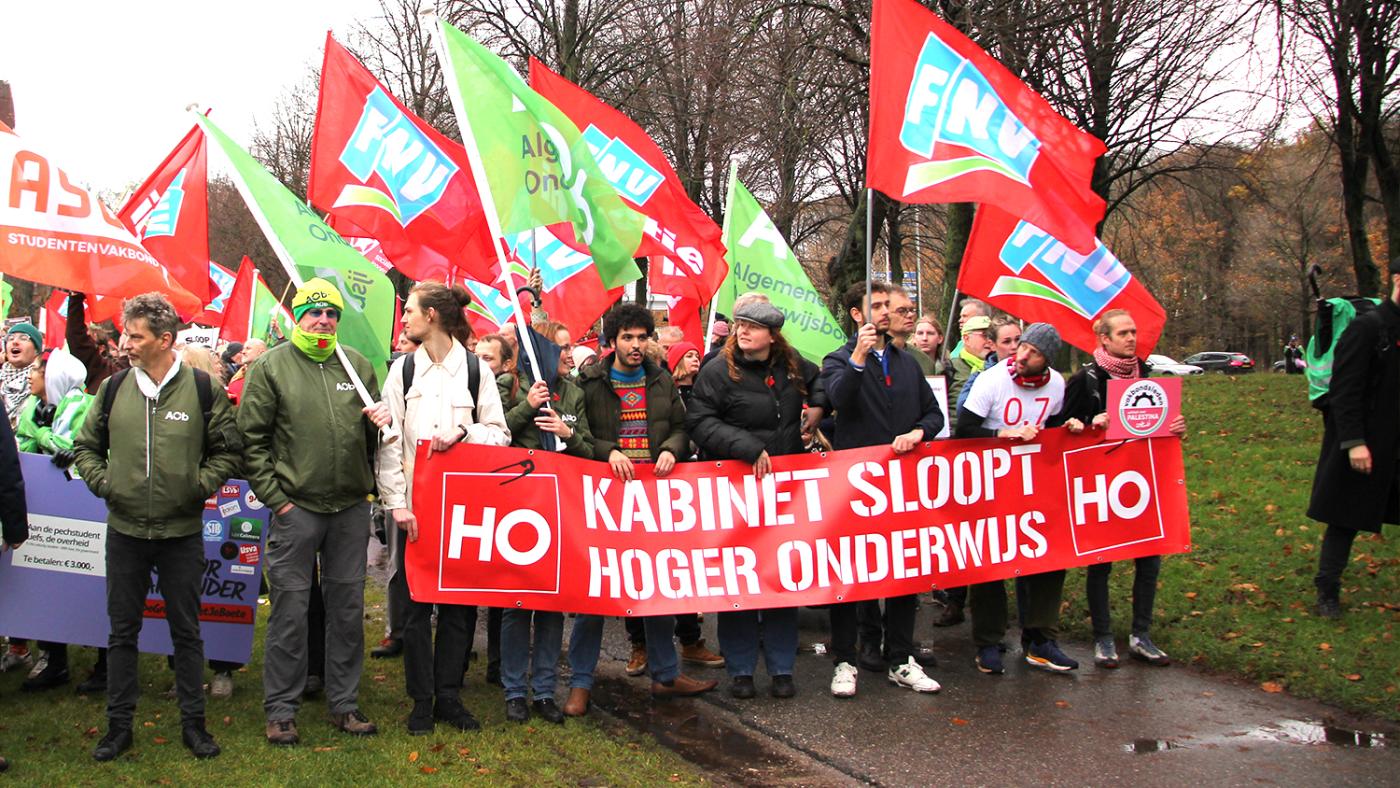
[
  {"x1": 33, "y1": 403, "x2": 57, "y2": 428},
  {"x1": 51, "y1": 449, "x2": 76, "y2": 469}
]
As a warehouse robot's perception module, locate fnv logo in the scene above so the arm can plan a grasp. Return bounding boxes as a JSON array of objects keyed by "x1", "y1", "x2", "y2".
[
  {"x1": 164, "y1": 411, "x2": 190, "y2": 422},
  {"x1": 139, "y1": 169, "x2": 187, "y2": 240},
  {"x1": 992, "y1": 220, "x2": 1130, "y2": 318},
  {"x1": 337, "y1": 87, "x2": 459, "y2": 226},
  {"x1": 581, "y1": 125, "x2": 663, "y2": 206},
  {"x1": 507, "y1": 228, "x2": 591, "y2": 293},
  {"x1": 899, "y1": 34, "x2": 1041, "y2": 194}
]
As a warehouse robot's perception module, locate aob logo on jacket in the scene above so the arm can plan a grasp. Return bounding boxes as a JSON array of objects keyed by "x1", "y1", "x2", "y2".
[{"x1": 337, "y1": 87, "x2": 459, "y2": 227}]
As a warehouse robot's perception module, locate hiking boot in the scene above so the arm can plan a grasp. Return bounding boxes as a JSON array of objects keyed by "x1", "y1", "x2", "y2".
[
  {"x1": 1128, "y1": 634, "x2": 1171, "y2": 666},
  {"x1": 563, "y1": 687, "x2": 591, "y2": 716},
  {"x1": 370, "y1": 637, "x2": 403, "y2": 658},
  {"x1": 933, "y1": 603, "x2": 965, "y2": 627},
  {"x1": 181, "y1": 720, "x2": 221, "y2": 759},
  {"x1": 1026, "y1": 640, "x2": 1079, "y2": 672},
  {"x1": 328, "y1": 709, "x2": 378, "y2": 736},
  {"x1": 888, "y1": 656, "x2": 941, "y2": 693},
  {"x1": 770, "y1": 674, "x2": 796, "y2": 699},
  {"x1": 210, "y1": 670, "x2": 234, "y2": 699},
  {"x1": 435, "y1": 699, "x2": 481, "y2": 731},
  {"x1": 857, "y1": 640, "x2": 887, "y2": 673},
  {"x1": 729, "y1": 675, "x2": 756, "y2": 699},
  {"x1": 650, "y1": 674, "x2": 718, "y2": 698},
  {"x1": 830, "y1": 662, "x2": 858, "y2": 698},
  {"x1": 407, "y1": 700, "x2": 434, "y2": 736},
  {"x1": 22, "y1": 660, "x2": 69, "y2": 692},
  {"x1": 265, "y1": 719, "x2": 299, "y2": 746},
  {"x1": 680, "y1": 639, "x2": 725, "y2": 668},
  {"x1": 976, "y1": 645, "x2": 1004, "y2": 675},
  {"x1": 505, "y1": 697, "x2": 529, "y2": 723},
  {"x1": 1314, "y1": 595, "x2": 1343, "y2": 620},
  {"x1": 625, "y1": 644, "x2": 648, "y2": 676},
  {"x1": 532, "y1": 698, "x2": 565, "y2": 725},
  {"x1": 92, "y1": 726, "x2": 133, "y2": 762},
  {"x1": 0, "y1": 644, "x2": 31, "y2": 673},
  {"x1": 1094, "y1": 637, "x2": 1120, "y2": 669}
]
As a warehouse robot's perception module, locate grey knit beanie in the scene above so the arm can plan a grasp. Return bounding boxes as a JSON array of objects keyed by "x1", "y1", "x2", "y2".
[{"x1": 1020, "y1": 322, "x2": 1062, "y2": 361}]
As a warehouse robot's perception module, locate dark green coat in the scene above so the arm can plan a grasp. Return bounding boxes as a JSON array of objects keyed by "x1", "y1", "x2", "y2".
[
  {"x1": 501, "y1": 371, "x2": 592, "y2": 457},
  {"x1": 577, "y1": 359, "x2": 688, "y2": 462}
]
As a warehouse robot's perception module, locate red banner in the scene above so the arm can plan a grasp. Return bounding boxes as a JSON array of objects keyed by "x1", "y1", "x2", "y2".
[
  {"x1": 116, "y1": 123, "x2": 212, "y2": 308},
  {"x1": 959, "y1": 204, "x2": 1167, "y2": 357},
  {"x1": 406, "y1": 431, "x2": 1190, "y2": 616},
  {"x1": 867, "y1": 0, "x2": 1106, "y2": 254}
]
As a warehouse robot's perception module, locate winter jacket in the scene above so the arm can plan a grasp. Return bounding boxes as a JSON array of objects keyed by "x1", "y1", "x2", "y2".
[
  {"x1": 237, "y1": 341, "x2": 381, "y2": 515},
  {"x1": 73, "y1": 361, "x2": 242, "y2": 540},
  {"x1": 1060, "y1": 357, "x2": 1152, "y2": 423},
  {"x1": 502, "y1": 369, "x2": 592, "y2": 456},
  {"x1": 65, "y1": 293, "x2": 128, "y2": 394},
  {"x1": 686, "y1": 350, "x2": 827, "y2": 463},
  {"x1": 577, "y1": 359, "x2": 689, "y2": 462},
  {"x1": 0, "y1": 401, "x2": 28, "y2": 546},
  {"x1": 16, "y1": 391, "x2": 92, "y2": 454},
  {"x1": 1308, "y1": 298, "x2": 1400, "y2": 532},
  {"x1": 819, "y1": 335, "x2": 943, "y2": 450}
]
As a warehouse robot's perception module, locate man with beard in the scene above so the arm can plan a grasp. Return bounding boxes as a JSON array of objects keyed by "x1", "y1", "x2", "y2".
[{"x1": 1, "y1": 323, "x2": 42, "y2": 427}]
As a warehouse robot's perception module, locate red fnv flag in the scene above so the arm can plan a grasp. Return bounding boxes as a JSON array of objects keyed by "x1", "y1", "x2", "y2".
[{"x1": 116, "y1": 124, "x2": 212, "y2": 306}]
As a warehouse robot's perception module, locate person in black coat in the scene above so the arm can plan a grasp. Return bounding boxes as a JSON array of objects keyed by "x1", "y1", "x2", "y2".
[
  {"x1": 686, "y1": 303, "x2": 829, "y2": 700},
  {"x1": 1307, "y1": 259, "x2": 1400, "y2": 618},
  {"x1": 0, "y1": 399, "x2": 31, "y2": 772}
]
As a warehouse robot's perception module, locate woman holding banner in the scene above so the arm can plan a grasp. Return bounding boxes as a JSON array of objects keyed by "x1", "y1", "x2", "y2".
[{"x1": 685, "y1": 302, "x2": 829, "y2": 699}]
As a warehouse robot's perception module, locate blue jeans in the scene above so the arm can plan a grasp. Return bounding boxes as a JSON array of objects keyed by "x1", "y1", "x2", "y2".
[
  {"x1": 718, "y1": 608, "x2": 798, "y2": 679},
  {"x1": 500, "y1": 609, "x2": 564, "y2": 701},
  {"x1": 641, "y1": 615, "x2": 680, "y2": 683},
  {"x1": 567, "y1": 615, "x2": 605, "y2": 690}
]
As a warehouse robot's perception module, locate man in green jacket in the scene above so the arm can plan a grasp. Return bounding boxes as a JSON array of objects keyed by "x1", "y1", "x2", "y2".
[
  {"x1": 237, "y1": 279, "x2": 391, "y2": 745},
  {"x1": 73, "y1": 293, "x2": 241, "y2": 763}
]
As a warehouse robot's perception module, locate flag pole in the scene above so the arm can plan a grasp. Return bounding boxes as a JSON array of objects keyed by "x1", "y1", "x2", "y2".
[
  {"x1": 247, "y1": 267, "x2": 259, "y2": 343},
  {"x1": 706, "y1": 157, "x2": 740, "y2": 353},
  {"x1": 864, "y1": 188, "x2": 873, "y2": 324}
]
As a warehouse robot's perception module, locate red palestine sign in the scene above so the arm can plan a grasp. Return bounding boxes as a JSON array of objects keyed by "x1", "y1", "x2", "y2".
[{"x1": 406, "y1": 431, "x2": 1190, "y2": 616}]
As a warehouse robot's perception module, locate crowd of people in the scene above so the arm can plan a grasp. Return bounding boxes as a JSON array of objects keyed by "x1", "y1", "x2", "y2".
[{"x1": 0, "y1": 275, "x2": 1193, "y2": 768}]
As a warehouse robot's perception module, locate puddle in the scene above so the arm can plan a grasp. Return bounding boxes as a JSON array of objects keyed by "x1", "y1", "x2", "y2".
[{"x1": 1126, "y1": 719, "x2": 1391, "y2": 754}]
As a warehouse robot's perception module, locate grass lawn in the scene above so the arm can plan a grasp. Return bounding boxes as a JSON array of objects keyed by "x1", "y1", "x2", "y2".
[
  {"x1": 1060, "y1": 373, "x2": 1400, "y2": 720},
  {"x1": 0, "y1": 584, "x2": 701, "y2": 784}
]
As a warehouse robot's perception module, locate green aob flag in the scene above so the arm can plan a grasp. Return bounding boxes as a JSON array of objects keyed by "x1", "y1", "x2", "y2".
[
  {"x1": 717, "y1": 175, "x2": 844, "y2": 364},
  {"x1": 0, "y1": 275, "x2": 11, "y2": 318}
]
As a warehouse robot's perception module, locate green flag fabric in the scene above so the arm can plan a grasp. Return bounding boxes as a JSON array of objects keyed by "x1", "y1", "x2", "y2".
[
  {"x1": 717, "y1": 176, "x2": 844, "y2": 364},
  {"x1": 195, "y1": 114, "x2": 394, "y2": 381},
  {"x1": 252, "y1": 276, "x2": 294, "y2": 345},
  {"x1": 436, "y1": 21, "x2": 644, "y2": 290},
  {"x1": 0, "y1": 275, "x2": 11, "y2": 318}
]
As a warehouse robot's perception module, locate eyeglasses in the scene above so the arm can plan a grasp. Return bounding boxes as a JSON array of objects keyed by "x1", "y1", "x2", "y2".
[
  {"x1": 305, "y1": 308, "x2": 340, "y2": 319},
  {"x1": 893, "y1": 307, "x2": 917, "y2": 316}
]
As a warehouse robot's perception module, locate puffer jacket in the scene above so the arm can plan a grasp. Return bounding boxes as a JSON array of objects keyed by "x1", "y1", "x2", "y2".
[
  {"x1": 502, "y1": 369, "x2": 592, "y2": 457},
  {"x1": 686, "y1": 349, "x2": 827, "y2": 463}
]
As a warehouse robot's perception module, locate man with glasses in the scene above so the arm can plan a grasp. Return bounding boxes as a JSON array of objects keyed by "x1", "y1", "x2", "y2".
[
  {"x1": 239, "y1": 279, "x2": 392, "y2": 745},
  {"x1": 888, "y1": 290, "x2": 937, "y2": 375}
]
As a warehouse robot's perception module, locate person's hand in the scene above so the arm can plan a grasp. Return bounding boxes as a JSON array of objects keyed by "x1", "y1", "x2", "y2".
[
  {"x1": 392, "y1": 507, "x2": 419, "y2": 543},
  {"x1": 534, "y1": 408, "x2": 572, "y2": 438},
  {"x1": 363, "y1": 402, "x2": 392, "y2": 428},
  {"x1": 277, "y1": 503, "x2": 296, "y2": 516},
  {"x1": 1091, "y1": 412, "x2": 1110, "y2": 430},
  {"x1": 1349, "y1": 444, "x2": 1372, "y2": 474},
  {"x1": 850, "y1": 323, "x2": 879, "y2": 367},
  {"x1": 609, "y1": 449, "x2": 635, "y2": 481},
  {"x1": 1168, "y1": 414, "x2": 1187, "y2": 437},
  {"x1": 428, "y1": 426, "x2": 465, "y2": 455},
  {"x1": 526, "y1": 380, "x2": 549, "y2": 409},
  {"x1": 753, "y1": 451, "x2": 772, "y2": 480},
  {"x1": 892, "y1": 428, "x2": 923, "y2": 454},
  {"x1": 655, "y1": 450, "x2": 676, "y2": 477},
  {"x1": 801, "y1": 406, "x2": 823, "y2": 441},
  {"x1": 998, "y1": 424, "x2": 1039, "y2": 441},
  {"x1": 1065, "y1": 417, "x2": 1085, "y2": 433},
  {"x1": 51, "y1": 449, "x2": 76, "y2": 469}
]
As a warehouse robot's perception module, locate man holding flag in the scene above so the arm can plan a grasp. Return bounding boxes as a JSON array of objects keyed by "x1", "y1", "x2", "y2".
[{"x1": 238, "y1": 279, "x2": 391, "y2": 745}]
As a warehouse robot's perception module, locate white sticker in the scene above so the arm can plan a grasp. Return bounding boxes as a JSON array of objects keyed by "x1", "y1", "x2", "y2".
[
  {"x1": 243, "y1": 490, "x2": 265, "y2": 511},
  {"x1": 219, "y1": 501, "x2": 241, "y2": 518},
  {"x1": 230, "y1": 564, "x2": 256, "y2": 575}
]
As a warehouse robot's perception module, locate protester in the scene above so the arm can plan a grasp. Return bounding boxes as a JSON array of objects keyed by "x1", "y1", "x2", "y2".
[
  {"x1": 377, "y1": 282, "x2": 508, "y2": 735},
  {"x1": 72, "y1": 292, "x2": 239, "y2": 761},
  {"x1": 819, "y1": 281, "x2": 944, "y2": 697},
  {"x1": 708, "y1": 315, "x2": 730, "y2": 353},
  {"x1": 574, "y1": 303, "x2": 718, "y2": 700},
  {"x1": 913, "y1": 314, "x2": 947, "y2": 374},
  {"x1": 2, "y1": 322, "x2": 42, "y2": 427},
  {"x1": 219, "y1": 342, "x2": 244, "y2": 382},
  {"x1": 687, "y1": 301, "x2": 828, "y2": 700},
  {"x1": 238, "y1": 278, "x2": 392, "y2": 745},
  {"x1": 571, "y1": 344, "x2": 598, "y2": 374},
  {"x1": 956, "y1": 323, "x2": 1084, "y2": 675},
  {"x1": 540, "y1": 320, "x2": 576, "y2": 379},
  {"x1": 947, "y1": 298, "x2": 991, "y2": 358},
  {"x1": 1283, "y1": 336, "x2": 1304, "y2": 375},
  {"x1": 888, "y1": 290, "x2": 937, "y2": 374},
  {"x1": 667, "y1": 341, "x2": 701, "y2": 402},
  {"x1": 946, "y1": 315, "x2": 994, "y2": 425},
  {"x1": 180, "y1": 346, "x2": 227, "y2": 386},
  {"x1": 1308, "y1": 257, "x2": 1400, "y2": 619},
  {"x1": 0, "y1": 398, "x2": 30, "y2": 773},
  {"x1": 1062, "y1": 309, "x2": 1185, "y2": 667},
  {"x1": 657, "y1": 325, "x2": 685, "y2": 360},
  {"x1": 65, "y1": 293, "x2": 129, "y2": 393},
  {"x1": 226, "y1": 339, "x2": 268, "y2": 404}
]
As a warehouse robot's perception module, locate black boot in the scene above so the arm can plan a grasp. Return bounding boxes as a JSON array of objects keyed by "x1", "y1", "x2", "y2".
[{"x1": 1314, "y1": 588, "x2": 1343, "y2": 619}]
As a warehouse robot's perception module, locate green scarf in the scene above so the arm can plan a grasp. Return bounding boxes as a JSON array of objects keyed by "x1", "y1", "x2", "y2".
[
  {"x1": 291, "y1": 327, "x2": 338, "y2": 363},
  {"x1": 958, "y1": 344, "x2": 986, "y2": 374}
]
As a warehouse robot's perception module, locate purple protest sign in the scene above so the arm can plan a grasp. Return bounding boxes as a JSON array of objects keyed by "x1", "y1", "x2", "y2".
[{"x1": 0, "y1": 453, "x2": 268, "y2": 663}]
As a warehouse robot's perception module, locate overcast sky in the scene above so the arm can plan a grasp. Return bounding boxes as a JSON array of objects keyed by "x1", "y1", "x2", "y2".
[{"x1": 1, "y1": 1, "x2": 383, "y2": 195}]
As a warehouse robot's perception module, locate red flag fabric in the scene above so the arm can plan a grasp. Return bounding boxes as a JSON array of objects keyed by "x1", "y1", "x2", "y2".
[
  {"x1": 217, "y1": 256, "x2": 257, "y2": 344},
  {"x1": 310, "y1": 34, "x2": 493, "y2": 282},
  {"x1": 529, "y1": 60, "x2": 727, "y2": 303},
  {"x1": 42, "y1": 290, "x2": 67, "y2": 350},
  {"x1": 0, "y1": 122, "x2": 202, "y2": 316},
  {"x1": 666, "y1": 294, "x2": 705, "y2": 349},
  {"x1": 190, "y1": 260, "x2": 238, "y2": 327},
  {"x1": 116, "y1": 124, "x2": 212, "y2": 305},
  {"x1": 500, "y1": 224, "x2": 624, "y2": 339},
  {"x1": 868, "y1": 0, "x2": 1106, "y2": 254},
  {"x1": 958, "y1": 205, "x2": 1166, "y2": 357}
]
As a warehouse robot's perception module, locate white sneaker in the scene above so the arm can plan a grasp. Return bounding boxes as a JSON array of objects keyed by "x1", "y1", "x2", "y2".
[
  {"x1": 888, "y1": 656, "x2": 941, "y2": 693},
  {"x1": 210, "y1": 671, "x2": 234, "y2": 699},
  {"x1": 27, "y1": 652, "x2": 49, "y2": 680},
  {"x1": 830, "y1": 661, "x2": 858, "y2": 698},
  {"x1": 0, "y1": 645, "x2": 32, "y2": 673}
]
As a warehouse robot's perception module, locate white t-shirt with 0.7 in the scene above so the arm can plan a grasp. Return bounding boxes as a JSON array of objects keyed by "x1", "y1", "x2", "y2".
[{"x1": 963, "y1": 360, "x2": 1065, "y2": 432}]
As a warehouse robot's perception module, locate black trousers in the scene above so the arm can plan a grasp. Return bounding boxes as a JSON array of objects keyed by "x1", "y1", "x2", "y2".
[
  {"x1": 397, "y1": 527, "x2": 470, "y2": 702},
  {"x1": 1315, "y1": 525, "x2": 1360, "y2": 597},
  {"x1": 830, "y1": 595, "x2": 917, "y2": 666},
  {"x1": 106, "y1": 531, "x2": 205, "y2": 727},
  {"x1": 625, "y1": 613, "x2": 701, "y2": 647}
]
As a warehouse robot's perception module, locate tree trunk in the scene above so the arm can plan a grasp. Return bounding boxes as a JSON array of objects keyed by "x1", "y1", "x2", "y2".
[{"x1": 940, "y1": 202, "x2": 975, "y2": 317}]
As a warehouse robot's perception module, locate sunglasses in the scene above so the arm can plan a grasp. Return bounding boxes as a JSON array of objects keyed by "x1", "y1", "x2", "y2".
[{"x1": 305, "y1": 308, "x2": 341, "y2": 319}]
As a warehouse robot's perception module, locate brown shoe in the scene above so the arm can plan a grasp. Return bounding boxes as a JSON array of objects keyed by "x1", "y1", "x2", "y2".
[
  {"x1": 265, "y1": 719, "x2": 299, "y2": 746},
  {"x1": 651, "y1": 674, "x2": 718, "y2": 698},
  {"x1": 680, "y1": 638, "x2": 725, "y2": 668},
  {"x1": 625, "y1": 645, "x2": 647, "y2": 676},
  {"x1": 562, "y1": 687, "x2": 591, "y2": 717},
  {"x1": 932, "y1": 604, "x2": 965, "y2": 627},
  {"x1": 328, "y1": 709, "x2": 378, "y2": 736}
]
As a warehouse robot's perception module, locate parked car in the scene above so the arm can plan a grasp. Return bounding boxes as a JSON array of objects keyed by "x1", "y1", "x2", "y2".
[
  {"x1": 1272, "y1": 358, "x2": 1306, "y2": 373},
  {"x1": 1183, "y1": 351, "x2": 1255, "y2": 373},
  {"x1": 1146, "y1": 354, "x2": 1204, "y2": 376}
]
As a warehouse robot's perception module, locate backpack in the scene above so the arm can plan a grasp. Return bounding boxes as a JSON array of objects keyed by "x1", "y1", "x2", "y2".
[
  {"x1": 1306, "y1": 296, "x2": 1380, "y2": 409},
  {"x1": 97, "y1": 366, "x2": 215, "y2": 455},
  {"x1": 400, "y1": 350, "x2": 482, "y2": 425}
]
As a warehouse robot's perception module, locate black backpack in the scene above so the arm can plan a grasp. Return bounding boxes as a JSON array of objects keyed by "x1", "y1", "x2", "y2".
[{"x1": 96, "y1": 366, "x2": 215, "y2": 456}]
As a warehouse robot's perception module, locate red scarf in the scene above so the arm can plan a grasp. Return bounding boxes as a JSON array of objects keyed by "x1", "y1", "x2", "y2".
[
  {"x1": 1007, "y1": 357, "x2": 1051, "y2": 389},
  {"x1": 1093, "y1": 347, "x2": 1141, "y2": 379}
]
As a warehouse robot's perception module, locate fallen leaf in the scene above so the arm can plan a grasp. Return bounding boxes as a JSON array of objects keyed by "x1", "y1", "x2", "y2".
[
  {"x1": 409, "y1": 751, "x2": 419, "y2": 762},
  {"x1": 1201, "y1": 691, "x2": 1215, "y2": 698},
  {"x1": 314, "y1": 746, "x2": 338, "y2": 752},
  {"x1": 1185, "y1": 592, "x2": 1198, "y2": 599},
  {"x1": 457, "y1": 747, "x2": 471, "y2": 757},
  {"x1": 476, "y1": 768, "x2": 491, "y2": 775},
  {"x1": 951, "y1": 717, "x2": 969, "y2": 726},
  {"x1": 668, "y1": 776, "x2": 682, "y2": 783},
  {"x1": 420, "y1": 767, "x2": 438, "y2": 775},
  {"x1": 430, "y1": 743, "x2": 446, "y2": 753},
  {"x1": 153, "y1": 737, "x2": 169, "y2": 745},
  {"x1": 1054, "y1": 700, "x2": 1071, "y2": 709},
  {"x1": 1319, "y1": 643, "x2": 1332, "y2": 651},
  {"x1": 372, "y1": 674, "x2": 388, "y2": 683},
  {"x1": 84, "y1": 727, "x2": 98, "y2": 737},
  {"x1": 1230, "y1": 583, "x2": 1260, "y2": 593},
  {"x1": 1261, "y1": 681, "x2": 1284, "y2": 693},
  {"x1": 1346, "y1": 674, "x2": 1363, "y2": 682},
  {"x1": 143, "y1": 721, "x2": 156, "y2": 728},
  {"x1": 222, "y1": 716, "x2": 232, "y2": 726}
]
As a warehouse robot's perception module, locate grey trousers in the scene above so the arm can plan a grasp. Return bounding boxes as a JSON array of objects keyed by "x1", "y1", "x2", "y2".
[
  {"x1": 383, "y1": 517, "x2": 408, "y2": 640},
  {"x1": 263, "y1": 501, "x2": 370, "y2": 721}
]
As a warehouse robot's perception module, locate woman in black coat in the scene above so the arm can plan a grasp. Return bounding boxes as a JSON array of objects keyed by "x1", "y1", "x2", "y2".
[
  {"x1": 1307, "y1": 274, "x2": 1400, "y2": 617},
  {"x1": 685, "y1": 302, "x2": 828, "y2": 699}
]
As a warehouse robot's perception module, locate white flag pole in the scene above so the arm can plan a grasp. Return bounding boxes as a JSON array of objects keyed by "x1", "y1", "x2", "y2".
[{"x1": 707, "y1": 158, "x2": 740, "y2": 352}]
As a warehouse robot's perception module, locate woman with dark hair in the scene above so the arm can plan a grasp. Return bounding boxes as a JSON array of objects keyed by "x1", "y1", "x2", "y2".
[{"x1": 685, "y1": 301, "x2": 829, "y2": 699}]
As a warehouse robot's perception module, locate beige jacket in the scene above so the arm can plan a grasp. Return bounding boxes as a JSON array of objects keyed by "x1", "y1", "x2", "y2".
[{"x1": 375, "y1": 340, "x2": 510, "y2": 510}]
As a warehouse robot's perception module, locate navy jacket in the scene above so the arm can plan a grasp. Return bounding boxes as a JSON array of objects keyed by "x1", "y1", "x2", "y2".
[
  {"x1": 0, "y1": 401, "x2": 29, "y2": 546},
  {"x1": 820, "y1": 335, "x2": 943, "y2": 450}
]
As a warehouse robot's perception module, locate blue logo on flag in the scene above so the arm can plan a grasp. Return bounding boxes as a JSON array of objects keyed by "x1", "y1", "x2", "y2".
[
  {"x1": 581, "y1": 125, "x2": 664, "y2": 206},
  {"x1": 995, "y1": 221, "x2": 1130, "y2": 318},
  {"x1": 507, "y1": 228, "x2": 592, "y2": 293},
  {"x1": 338, "y1": 88, "x2": 458, "y2": 225},
  {"x1": 463, "y1": 280, "x2": 516, "y2": 327},
  {"x1": 142, "y1": 169, "x2": 187, "y2": 239},
  {"x1": 898, "y1": 34, "x2": 1041, "y2": 192},
  {"x1": 206, "y1": 262, "x2": 236, "y2": 314}
]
